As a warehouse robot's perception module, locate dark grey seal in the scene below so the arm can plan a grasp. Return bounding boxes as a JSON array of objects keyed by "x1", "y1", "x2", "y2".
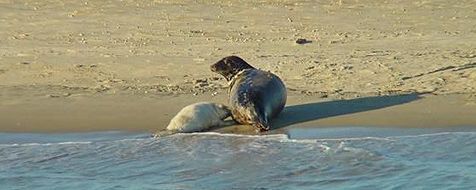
[{"x1": 210, "y1": 56, "x2": 286, "y2": 131}]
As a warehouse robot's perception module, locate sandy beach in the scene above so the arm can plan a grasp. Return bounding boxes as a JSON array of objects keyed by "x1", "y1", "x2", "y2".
[{"x1": 1, "y1": 0, "x2": 475, "y2": 134}]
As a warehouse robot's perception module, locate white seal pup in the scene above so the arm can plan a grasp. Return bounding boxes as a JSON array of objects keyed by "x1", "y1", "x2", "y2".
[{"x1": 154, "y1": 102, "x2": 232, "y2": 137}]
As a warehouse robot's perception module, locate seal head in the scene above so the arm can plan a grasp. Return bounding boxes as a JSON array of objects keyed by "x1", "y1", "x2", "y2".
[{"x1": 210, "y1": 56, "x2": 255, "y2": 81}]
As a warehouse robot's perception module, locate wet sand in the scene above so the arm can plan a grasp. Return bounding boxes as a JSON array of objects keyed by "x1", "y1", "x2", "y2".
[
  {"x1": 1, "y1": 92, "x2": 475, "y2": 134},
  {"x1": 1, "y1": 0, "x2": 475, "y2": 134}
]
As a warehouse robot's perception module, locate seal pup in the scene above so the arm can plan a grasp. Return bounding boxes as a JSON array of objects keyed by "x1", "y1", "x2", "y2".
[
  {"x1": 154, "y1": 102, "x2": 232, "y2": 138},
  {"x1": 210, "y1": 56, "x2": 287, "y2": 132}
]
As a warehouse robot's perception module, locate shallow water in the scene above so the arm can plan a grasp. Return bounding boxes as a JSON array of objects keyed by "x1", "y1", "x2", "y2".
[{"x1": 1, "y1": 128, "x2": 476, "y2": 190}]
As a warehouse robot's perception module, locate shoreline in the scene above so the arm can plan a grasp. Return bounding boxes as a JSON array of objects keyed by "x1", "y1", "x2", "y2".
[{"x1": 1, "y1": 92, "x2": 475, "y2": 134}]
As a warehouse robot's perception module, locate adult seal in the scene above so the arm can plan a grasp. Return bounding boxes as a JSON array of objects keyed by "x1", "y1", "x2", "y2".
[{"x1": 210, "y1": 56, "x2": 286, "y2": 131}]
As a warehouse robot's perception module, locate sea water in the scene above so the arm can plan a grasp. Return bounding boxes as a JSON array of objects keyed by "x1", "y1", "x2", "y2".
[{"x1": 1, "y1": 128, "x2": 476, "y2": 190}]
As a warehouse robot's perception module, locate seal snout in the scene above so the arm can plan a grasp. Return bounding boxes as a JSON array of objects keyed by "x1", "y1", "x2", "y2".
[
  {"x1": 210, "y1": 64, "x2": 218, "y2": 72},
  {"x1": 210, "y1": 59, "x2": 225, "y2": 73}
]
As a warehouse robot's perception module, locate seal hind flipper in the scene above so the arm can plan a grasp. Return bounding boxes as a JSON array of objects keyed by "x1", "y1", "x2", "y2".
[
  {"x1": 232, "y1": 101, "x2": 270, "y2": 132},
  {"x1": 252, "y1": 122, "x2": 269, "y2": 132},
  {"x1": 248, "y1": 88, "x2": 271, "y2": 131},
  {"x1": 252, "y1": 104, "x2": 270, "y2": 131},
  {"x1": 153, "y1": 130, "x2": 177, "y2": 138}
]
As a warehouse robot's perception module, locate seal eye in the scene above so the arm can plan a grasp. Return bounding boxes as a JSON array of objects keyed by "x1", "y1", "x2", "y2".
[
  {"x1": 218, "y1": 62, "x2": 228, "y2": 72},
  {"x1": 224, "y1": 59, "x2": 233, "y2": 69}
]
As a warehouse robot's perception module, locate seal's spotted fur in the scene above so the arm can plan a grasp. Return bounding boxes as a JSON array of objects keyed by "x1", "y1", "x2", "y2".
[{"x1": 211, "y1": 56, "x2": 286, "y2": 131}]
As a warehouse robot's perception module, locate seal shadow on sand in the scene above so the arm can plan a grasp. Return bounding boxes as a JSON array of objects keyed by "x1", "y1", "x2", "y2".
[{"x1": 269, "y1": 93, "x2": 422, "y2": 130}]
